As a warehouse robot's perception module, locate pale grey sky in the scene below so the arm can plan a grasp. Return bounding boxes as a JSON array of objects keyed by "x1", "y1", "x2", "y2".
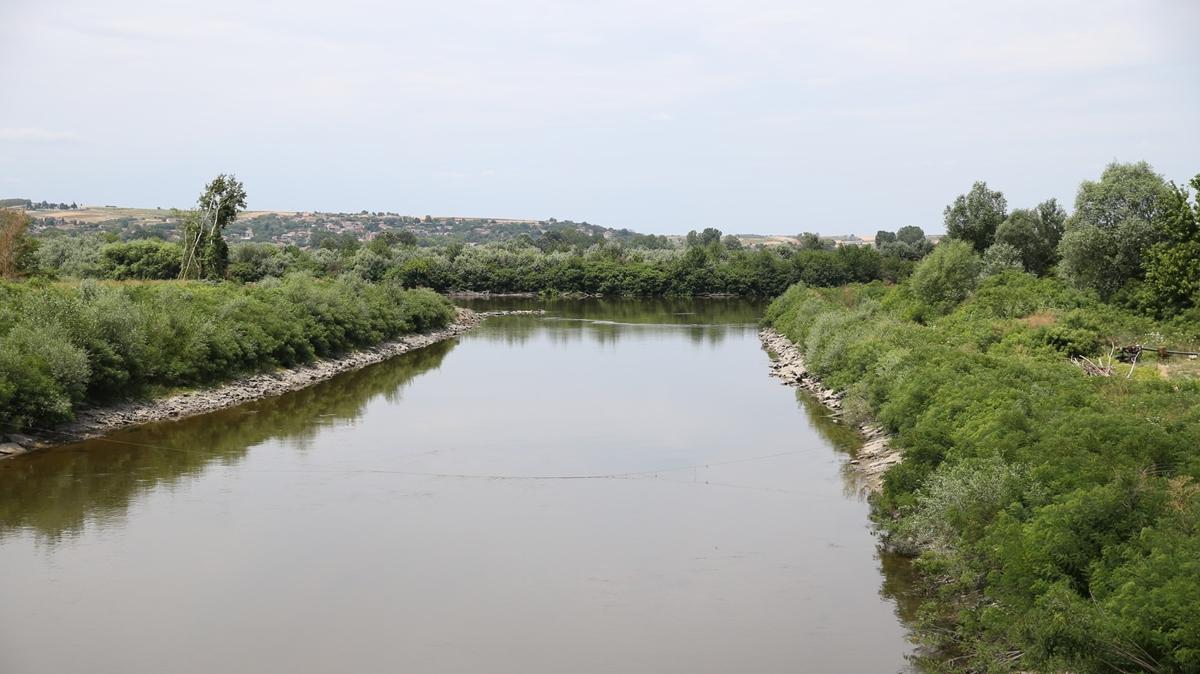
[{"x1": 1, "y1": 0, "x2": 1197, "y2": 234}]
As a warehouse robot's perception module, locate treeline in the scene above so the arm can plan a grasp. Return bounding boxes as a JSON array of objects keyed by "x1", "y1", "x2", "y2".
[
  {"x1": 26, "y1": 233, "x2": 919, "y2": 296},
  {"x1": 0, "y1": 276, "x2": 455, "y2": 432},
  {"x1": 6, "y1": 171, "x2": 936, "y2": 294},
  {"x1": 943, "y1": 162, "x2": 1200, "y2": 317},
  {"x1": 765, "y1": 269, "x2": 1200, "y2": 666},
  {"x1": 0, "y1": 199, "x2": 78, "y2": 210}
]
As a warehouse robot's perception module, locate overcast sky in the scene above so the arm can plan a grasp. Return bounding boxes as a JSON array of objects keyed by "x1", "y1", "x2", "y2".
[{"x1": 1, "y1": 0, "x2": 1197, "y2": 234}]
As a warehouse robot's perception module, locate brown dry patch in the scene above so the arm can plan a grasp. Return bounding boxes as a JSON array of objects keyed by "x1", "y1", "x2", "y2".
[
  {"x1": 1168, "y1": 476, "x2": 1200, "y2": 512},
  {"x1": 1021, "y1": 312, "x2": 1057, "y2": 328},
  {"x1": 1155, "y1": 356, "x2": 1200, "y2": 381}
]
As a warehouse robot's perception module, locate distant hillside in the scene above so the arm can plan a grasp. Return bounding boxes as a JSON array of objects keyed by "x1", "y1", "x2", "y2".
[
  {"x1": 22, "y1": 205, "x2": 674, "y2": 248},
  {"x1": 18, "y1": 203, "x2": 902, "y2": 249}
]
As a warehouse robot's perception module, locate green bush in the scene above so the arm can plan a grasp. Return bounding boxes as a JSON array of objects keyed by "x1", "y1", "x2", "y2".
[
  {"x1": 38, "y1": 234, "x2": 921, "y2": 297},
  {"x1": 99, "y1": 240, "x2": 182, "y2": 280},
  {"x1": 0, "y1": 276, "x2": 455, "y2": 432},
  {"x1": 765, "y1": 277, "x2": 1200, "y2": 672},
  {"x1": 909, "y1": 239, "x2": 981, "y2": 314}
]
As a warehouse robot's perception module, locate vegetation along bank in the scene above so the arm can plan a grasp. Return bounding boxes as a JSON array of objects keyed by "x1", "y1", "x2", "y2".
[
  {"x1": 757, "y1": 161, "x2": 1200, "y2": 672},
  {"x1": 0, "y1": 304, "x2": 542, "y2": 457},
  {"x1": 0, "y1": 274, "x2": 496, "y2": 450}
]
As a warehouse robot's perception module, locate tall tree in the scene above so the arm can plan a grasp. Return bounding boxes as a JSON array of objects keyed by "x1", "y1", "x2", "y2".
[
  {"x1": 699, "y1": 227, "x2": 722, "y2": 246},
  {"x1": 944, "y1": 182, "x2": 1007, "y2": 253},
  {"x1": 1142, "y1": 174, "x2": 1200, "y2": 315},
  {"x1": 1058, "y1": 161, "x2": 1174, "y2": 298},
  {"x1": 993, "y1": 198, "x2": 1066, "y2": 276},
  {"x1": 796, "y1": 232, "x2": 824, "y2": 251},
  {"x1": 896, "y1": 225, "x2": 926, "y2": 246},
  {"x1": 180, "y1": 174, "x2": 247, "y2": 280}
]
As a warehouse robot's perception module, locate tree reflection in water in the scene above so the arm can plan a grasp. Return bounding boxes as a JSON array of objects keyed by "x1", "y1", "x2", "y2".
[{"x1": 0, "y1": 340, "x2": 456, "y2": 542}]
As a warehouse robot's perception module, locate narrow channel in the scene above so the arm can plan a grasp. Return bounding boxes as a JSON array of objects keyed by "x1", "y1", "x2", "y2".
[{"x1": 0, "y1": 298, "x2": 915, "y2": 673}]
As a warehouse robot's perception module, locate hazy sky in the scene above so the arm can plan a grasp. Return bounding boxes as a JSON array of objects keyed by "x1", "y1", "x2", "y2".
[{"x1": 1, "y1": 0, "x2": 1197, "y2": 234}]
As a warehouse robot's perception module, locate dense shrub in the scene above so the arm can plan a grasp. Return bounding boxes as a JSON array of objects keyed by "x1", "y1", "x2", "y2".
[
  {"x1": 765, "y1": 274, "x2": 1200, "y2": 672},
  {"x1": 36, "y1": 236, "x2": 920, "y2": 297},
  {"x1": 98, "y1": 240, "x2": 182, "y2": 280},
  {"x1": 909, "y1": 239, "x2": 981, "y2": 314},
  {"x1": 0, "y1": 276, "x2": 454, "y2": 431}
]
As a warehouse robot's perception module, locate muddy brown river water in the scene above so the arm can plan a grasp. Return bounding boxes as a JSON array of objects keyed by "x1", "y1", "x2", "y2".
[{"x1": 0, "y1": 298, "x2": 916, "y2": 673}]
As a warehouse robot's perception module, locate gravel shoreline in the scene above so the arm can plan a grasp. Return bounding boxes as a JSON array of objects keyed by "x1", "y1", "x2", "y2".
[
  {"x1": 1, "y1": 308, "x2": 543, "y2": 458},
  {"x1": 760, "y1": 327, "x2": 901, "y2": 494}
]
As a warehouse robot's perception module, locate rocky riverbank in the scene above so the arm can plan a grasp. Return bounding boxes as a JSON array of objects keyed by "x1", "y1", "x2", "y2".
[
  {"x1": 760, "y1": 327, "x2": 901, "y2": 494},
  {"x1": 1, "y1": 308, "x2": 544, "y2": 458}
]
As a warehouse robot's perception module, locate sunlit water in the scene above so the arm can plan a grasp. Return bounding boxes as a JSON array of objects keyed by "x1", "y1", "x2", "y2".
[{"x1": 0, "y1": 299, "x2": 915, "y2": 673}]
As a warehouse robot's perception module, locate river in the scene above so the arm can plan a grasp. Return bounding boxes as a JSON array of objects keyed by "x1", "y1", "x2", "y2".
[{"x1": 0, "y1": 298, "x2": 916, "y2": 673}]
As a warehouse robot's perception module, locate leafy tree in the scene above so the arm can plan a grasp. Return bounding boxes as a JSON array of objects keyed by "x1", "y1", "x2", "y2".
[
  {"x1": 797, "y1": 232, "x2": 825, "y2": 251},
  {"x1": 875, "y1": 225, "x2": 934, "y2": 262},
  {"x1": 311, "y1": 231, "x2": 361, "y2": 253},
  {"x1": 699, "y1": 227, "x2": 722, "y2": 246},
  {"x1": 981, "y1": 242, "x2": 1024, "y2": 277},
  {"x1": 721, "y1": 234, "x2": 743, "y2": 251},
  {"x1": 0, "y1": 210, "x2": 37, "y2": 278},
  {"x1": 993, "y1": 199, "x2": 1066, "y2": 275},
  {"x1": 394, "y1": 230, "x2": 418, "y2": 247},
  {"x1": 1059, "y1": 162, "x2": 1174, "y2": 298},
  {"x1": 797, "y1": 249, "x2": 848, "y2": 286},
  {"x1": 896, "y1": 225, "x2": 926, "y2": 246},
  {"x1": 1143, "y1": 174, "x2": 1200, "y2": 315},
  {"x1": 180, "y1": 174, "x2": 247, "y2": 280},
  {"x1": 835, "y1": 244, "x2": 882, "y2": 283},
  {"x1": 352, "y1": 247, "x2": 389, "y2": 282},
  {"x1": 909, "y1": 239, "x2": 981, "y2": 312},
  {"x1": 944, "y1": 181, "x2": 1007, "y2": 252}
]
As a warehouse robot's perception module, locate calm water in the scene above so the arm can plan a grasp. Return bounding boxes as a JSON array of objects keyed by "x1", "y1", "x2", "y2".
[{"x1": 0, "y1": 299, "x2": 915, "y2": 673}]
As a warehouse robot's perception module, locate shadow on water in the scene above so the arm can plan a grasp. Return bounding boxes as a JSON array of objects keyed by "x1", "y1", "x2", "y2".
[
  {"x1": 467, "y1": 297, "x2": 767, "y2": 348},
  {"x1": 790, "y1": 384, "x2": 924, "y2": 660},
  {"x1": 0, "y1": 339, "x2": 456, "y2": 543},
  {"x1": 459, "y1": 295, "x2": 767, "y2": 324}
]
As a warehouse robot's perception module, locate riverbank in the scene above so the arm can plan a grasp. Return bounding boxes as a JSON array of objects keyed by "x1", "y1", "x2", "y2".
[
  {"x1": 760, "y1": 327, "x2": 901, "y2": 494},
  {"x1": 0, "y1": 308, "x2": 543, "y2": 457}
]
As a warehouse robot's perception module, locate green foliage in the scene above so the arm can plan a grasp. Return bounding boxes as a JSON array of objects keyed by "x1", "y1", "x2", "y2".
[
  {"x1": 0, "y1": 210, "x2": 38, "y2": 278},
  {"x1": 945, "y1": 181, "x2": 1008, "y2": 253},
  {"x1": 0, "y1": 276, "x2": 455, "y2": 432},
  {"x1": 1059, "y1": 161, "x2": 1175, "y2": 299},
  {"x1": 877, "y1": 225, "x2": 934, "y2": 262},
  {"x1": 765, "y1": 275, "x2": 1200, "y2": 672},
  {"x1": 55, "y1": 237, "x2": 904, "y2": 297},
  {"x1": 180, "y1": 174, "x2": 247, "y2": 280},
  {"x1": 98, "y1": 240, "x2": 182, "y2": 280},
  {"x1": 1142, "y1": 175, "x2": 1200, "y2": 316},
  {"x1": 909, "y1": 240, "x2": 981, "y2": 314},
  {"x1": 895, "y1": 457, "x2": 1043, "y2": 555},
  {"x1": 994, "y1": 200, "x2": 1065, "y2": 275},
  {"x1": 981, "y1": 242, "x2": 1023, "y2": 277},
  {"x1": 34, "y1": 233, "x2": 104, "y2": 278}
]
